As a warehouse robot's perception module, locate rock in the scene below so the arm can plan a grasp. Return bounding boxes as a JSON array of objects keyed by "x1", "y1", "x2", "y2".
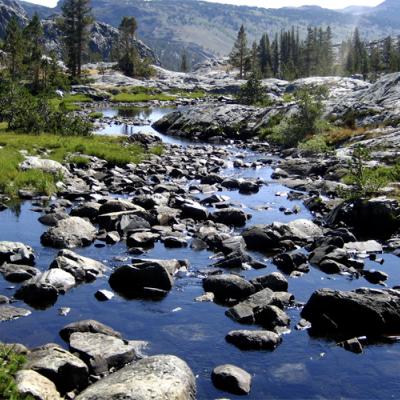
[
  {"x1": 0, "y1": 305, "x2": 31, "y2": 322},
  {"x1": 60, "y1": 320, "x2": 122, "y2": 342},
  {"x1": 363, "y1": 270, "x2": 388, "y2": 284},
  {"x1": 105, "y1": 231, "x2": 121, "y2": 244},
  {"x1": 164, "y1": 236, "x2": 188, "y2": 248},
  {"x1": 16, "y1": 369, "x2": 62, "y2": 400},
  {"x1": 338, "y1": 338, "x2": 363, "y2": 354},
  {"x1": 41, "y1": 217, "x2": 97, "y2": 248},
  {"x1": 181, "y1": 202, "x2": 209, "y2": 221},
  {"x1": 276, "y1": 219, "x2": 323, "y2": 241},
  {"x1": 38, "y1": 212, "x2": 69, "y2": 226},
  {"x1": 98, "y1": 211, "x2": 149, "y2": 233},
  {"x1": 212, "y1": 208, "x2": 248, "y2": 227},
  {"x1": 226, "y1": 288, "x2": 294, "y2": 324},
  {"x1": 239, "y1": 180, "x2": 260, "y2": 194},
  {"x1": 225, "y1": 330, "x2": 282, "y2": 350},
  {"x1": 69, "y1": 332, "x2": 145, "y2": 374},
  {"x1": 75, "y1": 355, "x2": 196, "y2": 400},
  {"x1": 251, "y1": 272, "x2": 288, "y2": 292},
  {"x1": 326, "y1": 198, "x2": 400, "y2": 239},
  {"x1": 0, "y1": 241, "x2": 35, "y2": 265},
  {"x1": 195, "y1": 292, "x2": 215, "y2": 302},
  {"x1": 0, "y1": 295, "x2": 9, "y2": 304},
  {"x1": 254, "y1": 305, "x2": 291, "y2": 331},
  {"x1": 301, "y1": 288, "x2": 400, "y2": 337},
  {"x1": 242, "y1": 226, "x2": 282, "y2": 251},
  {"x1": 95, "y1": 289, "x2": 114, "y2": 301},
  {"x1": 20, "y1": 156, "x2": 69, "y2": 176},
  {"x1": 203, "y1": 274, "x2": 255, "y2": 302},
  {"x1": 99, "y1": 199, "x2": 142, "y2": 215},
  {"x1": 211, "y1": 364, "x2": 252, "y2": 395},
  {"x1": 126, "y1": 232, "x2": 159, "y2": 248},
  {"x1": 109, "y1": 259, "x2": 180, "y2": 296},
  {"x1": 15, "y1": 269, "x2": 76, "y2": 306},
  {"x1": 0, "y1": 263, "x2": 39, "y2": 282},
  {"x1": 70, "y1": 202, "x2": 101, "y2": 221},
  {"x1": 24, "y1": 344, "x2": 89, "y2": 394},
  {"x1": 49, "y1": 249, "x2": 106, "y2": 282},
  {"x1": 344, "y1": 240, "x2": 383, "y2": 254},
  {"x1": 273, "y1": 252, "x2": 309, "y2": 274}
]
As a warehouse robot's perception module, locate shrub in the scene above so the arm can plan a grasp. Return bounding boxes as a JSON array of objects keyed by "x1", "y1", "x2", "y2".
[
  {"x1": 298, "y1": 135, "x2": 331, "y2": 155},
  {"x1": 238, "y1": 71, "x2": 270, "y2": 106}
]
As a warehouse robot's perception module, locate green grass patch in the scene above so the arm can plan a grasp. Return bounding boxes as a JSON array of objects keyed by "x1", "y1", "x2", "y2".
[
  {"x1": 0, "y1": 130, "x2": 155, "y2": 198},
  {"x1": 111, "y1": 92, "x2": 176, "y2": 103},
  {"x1": 49, "y1": 94, "x2": 92, "y2": 112},
  {"x1": 0, "y1": 345, "x2": 33, "y2": 399},
  {"x1": 88, "y1": 112, "x2": 103, "y2": 119},
  {"x1": 169, "y1": 89, "x2": 206, "y2": 99}
]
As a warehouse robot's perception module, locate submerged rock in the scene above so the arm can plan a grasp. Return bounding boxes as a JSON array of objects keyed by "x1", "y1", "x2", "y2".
[
  {"x1": 75, "y1": 355, "x2": 196, "y2": 400},
  {"x1": 226, "y1": 330, "x2": 282, "y2": 350},
  {"x1": 0, "y1": 305, "x2": 31, "y2": 322},
  {"x1": 0, "y1": 263, "x2": 39, "y2": 282},
  {"x1": 212, "y1": 364, "x2": 252, "y2": 395}
]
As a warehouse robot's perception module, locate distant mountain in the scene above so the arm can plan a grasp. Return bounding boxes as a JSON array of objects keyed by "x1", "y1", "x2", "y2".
[
  {"x1": 15, "y1": 0, "x2": 400, "y2": 70},
  {"x1": 339, "y1": 5, "x2": 373, "y2": 15}
]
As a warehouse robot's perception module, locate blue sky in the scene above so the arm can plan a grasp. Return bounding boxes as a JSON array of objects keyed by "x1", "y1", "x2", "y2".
[{"x1": 25, "y1": 0, "x2": 385, "y2": 9}]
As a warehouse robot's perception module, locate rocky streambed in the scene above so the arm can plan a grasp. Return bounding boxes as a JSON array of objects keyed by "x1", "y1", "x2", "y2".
[{"x1": 1, "y1": 106, "x2": 400, "y2": 399}]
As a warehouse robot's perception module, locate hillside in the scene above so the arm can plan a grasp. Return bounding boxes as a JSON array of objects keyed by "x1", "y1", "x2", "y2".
[{"x1": 17, "y1": 0, "x2": 400, "y2": 70}]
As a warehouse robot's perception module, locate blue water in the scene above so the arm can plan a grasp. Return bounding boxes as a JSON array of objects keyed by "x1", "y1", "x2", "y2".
[{"x1": 1, "y1": 109, "x2": 400, "y2": 399}]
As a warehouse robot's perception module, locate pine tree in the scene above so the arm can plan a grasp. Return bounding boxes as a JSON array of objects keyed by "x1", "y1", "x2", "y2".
[
  {"x1": 23, "y1": 14, "x2": 44, "y2": 90},
  {"x1": 229, "y1": 25, "x2": 248, "y2": 79},
  {"x1": 118, "y1": 16, "x2": 139, "y2": 76},
  {"x1": 180, "y1": 51, "x2": 189, "y2": 72},
  {"x1": 258, "y1": 33, "x2": 272, "y2": 78},
  {"x1": 4, "y1": 16, "x2": 24, "y2": 79},
  {"x1": 59, "y1": 0, "x2": 93, "y2": 78}
]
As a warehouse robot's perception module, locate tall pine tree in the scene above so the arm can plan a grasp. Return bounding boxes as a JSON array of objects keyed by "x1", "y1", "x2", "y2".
[{"x1": 229, "y1": 25, "x2": 248, "y2": 79}]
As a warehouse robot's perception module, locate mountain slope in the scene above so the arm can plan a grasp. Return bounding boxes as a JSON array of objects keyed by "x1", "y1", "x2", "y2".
[{"x1": 17, "y1": 0, "x2": 400, "y2": 70}]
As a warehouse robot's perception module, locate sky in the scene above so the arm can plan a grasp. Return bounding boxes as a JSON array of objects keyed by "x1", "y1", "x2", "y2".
[{"x1": 24, "y1": 0, "x2": 385, "y2": 10}]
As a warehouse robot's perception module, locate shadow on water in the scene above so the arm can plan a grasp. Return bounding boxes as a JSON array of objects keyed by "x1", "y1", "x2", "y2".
[{"x1": 1, "y1": 107, "x2": 400, "y2": 399}]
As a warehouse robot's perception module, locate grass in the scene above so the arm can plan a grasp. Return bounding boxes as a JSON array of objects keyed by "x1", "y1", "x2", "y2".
[
  {"x1": 49, "y1": 94, "x2": 93, "y2": 112},
  {"x1": 324, "y1": 126, "x2": 367, "y2": 146},
  {"x1": 0, "y1": 129, "x2": 159, "y2": 198},
  {"x1": 0, "y1": 345, "x2": 33, "y2": 399},
  {"x1": 111, "y1": 92, "x2": 176, "y2": 103},
  {"x1": 88, "y1": 112, "x2": 103, "y2": 119}
]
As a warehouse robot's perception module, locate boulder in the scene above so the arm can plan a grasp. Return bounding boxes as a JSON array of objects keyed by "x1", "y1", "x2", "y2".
[
  {"x1": 69, "y1": 332, "x2": 145, "y2": 374},
  {"x1": 70, "y1": 202, "x2": 101, "y2": 221},
  {"x1": 75, "y1": 355, "x2": 196, "y2": 400},
  {"x1": 16, "y1": 369, "x2": 62, "y2": 400},
  {"x1": 254, "y1": 305, "x2": 291, "y2": 331},
  {"x1": 15, "y1": 269, "x2": 76, "y2": 306},
  {"x1": 109, "y1": 259, "x2": 180, "y2": 296},
  {"x1": 251, "y1": 272, "x2": 288, "y2": 292},
  {"x1": 99, "y1": 199, "x2": 142, "y2": 215},
  {"x1": 0, "y1": 242, "x2": 35, "y2": 266},
  {"x1": 41, "y1": 217, "x2": 97, "y2": 248},
  {"x1": 38, "y1": 212, "x2": 69, "y2": 227},
  {"x1": 0, "y1": 263, "x2": 39, "y2": 282},
  {"x1": 301, "y1": 288, "x2": 400, "y2": 337},
  {"x1": 226, "y1": 330, "x2": 282, "y2": 350},
  {"x1": 20, "y1": 156, "x2": 69, "y2": 176},
  {"x1": 326, "y1": 198, "x2": 400, "y2": 239},
  {"x1": 126, "y1": 232, "x2": 159, "y2": 248},
  {"x1": 60, "y1": 320, "x2": 122, "y2": 342},
  {"x1": 203, "y1": 274, "x2": 255, "y2": 302},
  {"x1": 212, "y1": 208, "x2": 248, "y2": 227},
  {"x1": 24, "y1": 344, "x2": 89, "y2": 394},
  {"x1": 49, "y1": 249, "x2": 106, "y2": 282},
  {"x1": 0, "y1": 305, "x2": 31, "y2": 322},
  {"x1": 211, "y1": 364, "x2": 252, "y2": 395},
  {"x1": 181, "y1": 202, "x2": 209, "y2": 221}
]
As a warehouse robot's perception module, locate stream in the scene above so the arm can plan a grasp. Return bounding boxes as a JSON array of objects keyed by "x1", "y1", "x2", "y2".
[{"x1": 1, "y1": 107, "x2": 400, "y2": 399}]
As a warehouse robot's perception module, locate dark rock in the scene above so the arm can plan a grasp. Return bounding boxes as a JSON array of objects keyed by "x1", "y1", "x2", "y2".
[
  {"x1": 0, "y1": 263, "x2": 39, "y2": 282},
  {"x1": 181, "y1": 202, "x2": 209, "y2": 221},
  {"x1": 301, "y1": 288, "x2": 400, "y2": 337},
  {"x1": 273, "y1": 252, "x2": 309, "y2": 274},
  {"x1": 60, "y1": 320, "x2": 122, "y2": 342},
  {"x1": 251, "y1": 272, "x2": 288, "y2": 292},
  {"x1": 203, "y1": 274, "x2": 255, "y2": 302},
  {"x1": 38, "y1": 211, "x2": 69, "y2": 226},
  {"x1": 363, "y1": 270, "x2": 388, "y2": 284},
  {"x1": 226, "y1": 330, "x2": 282, "y2": 350},
  {"x1": 211, "y1": 364, "x2": 252, "y2": 395},
  {"x1": 338, "y1": 338, "x2": 363, "y2": 354},
  {"x1": 94, "y1": 289, "x2": 115, "y2": 301},
  {"x1": 24, "y1": 344, "x2": 89, "y2": 394},
  {"x1": 212, "y1": 208, "x2": 248, "y2": 227},
  {"x1": 254, "y1": 305, "x2": 290, "y2": 331}
]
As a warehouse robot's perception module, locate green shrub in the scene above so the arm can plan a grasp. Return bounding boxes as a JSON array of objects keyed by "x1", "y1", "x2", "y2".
[
  {"x1": 88, "y1": 112, "x2": 103, "y2": 119},
  {"x1": 0, "y1": 345, "x2": 33, "y2": 399},
  {"x1": 298, "y1": 135, "x2": 331, "y2": 155},
  {"x1": 238, "y1": 71, "x2": 271, "y2": 106}
]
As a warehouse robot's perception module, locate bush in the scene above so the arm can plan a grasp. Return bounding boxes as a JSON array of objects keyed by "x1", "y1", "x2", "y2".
[
  {"x1": 238, "y1": 71, "x2": 271, "y2": 106},
  {"x1": 342, "y1": 145, "x2": 389, "y2": 199},
  {"x1": 298, "y1": 135, "x2": 331, "y2": 155}
]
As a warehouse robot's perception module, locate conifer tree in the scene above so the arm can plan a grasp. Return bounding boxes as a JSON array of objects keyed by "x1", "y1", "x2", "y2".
[
  {"x1": 59, "y1": 0, "x2": 92, "y2": 78},
  {"x1": 181, "y1": 51, "x2": 189, "y2": 72},
  {"x1": 118, "y1": 16, "x2": 139, "y2": 77},
  {"x1": 4, "y1": 16, "x2": 24, "y2": 79},
  {"x1": 229, "y1": 25, "x2": 248, "y2": 79}
]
